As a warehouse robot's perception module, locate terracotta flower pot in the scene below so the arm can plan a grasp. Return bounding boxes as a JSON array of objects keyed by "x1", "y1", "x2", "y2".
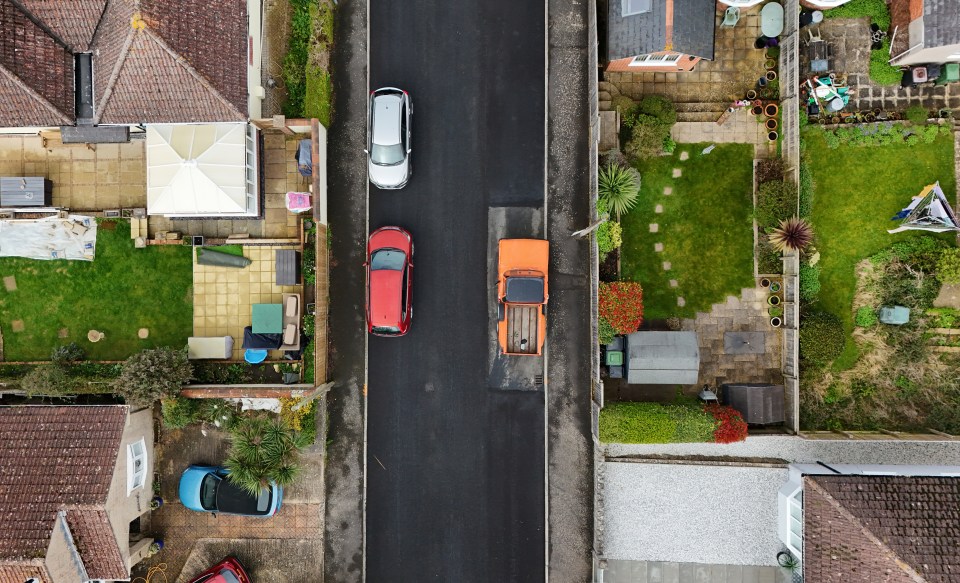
[
  {"x1": 764, "y1": 103, "x2": 779, "y2": 117},
  {"x1": 760, "y1": 278, "x2": 771, "y2": 288},
  {"x1": 766, "y1": 70, "x2": 778, "y2": 81},
  {"x1": 746, "y1": 89, "x2": 758, "y2": 100},
  {"x1": 764, "y1": 58, "x2": 777, "y2": 70},
  {"x1": 765, "y1": 118, "x2": 778, "y2": 131},
  {"x1": 752, "y1": 105, "x2": 764, "y2": 116}
]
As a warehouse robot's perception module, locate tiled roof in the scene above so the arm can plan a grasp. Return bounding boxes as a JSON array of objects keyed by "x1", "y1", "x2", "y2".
[
  {"x1": 65, "y1": 509, "x2": 127, "y2": 581},
  {"x1": 0, "y1": 563, "x2": 49, "y2": 583},
  {"x1": 923, "y1": 0, "x2": 960, "y2": 48},
  {"x1": 17, "y1": 0, "x2": 107, "y2": 51},
  {"x1": 0, "y1": 0, "x2": 248, "y2": 127},
  {"x1": 0, "y1": 65, "x2": 72, "y2": 126},
  {"x1": 804, "y1": 475, "x2": 960, "y2": 583},
  {"x1": 606, "y1": 0, "x2": 715, "y2": 61},
  {"x1": 0, "y1": 406, "x2": 126, "y2": 561},
  {"x1": 890, "y1": 0, "x2": 912, "y2": 58},
  {"x1": 0, "y1": 0, "x2": 74, "y2": 124}
]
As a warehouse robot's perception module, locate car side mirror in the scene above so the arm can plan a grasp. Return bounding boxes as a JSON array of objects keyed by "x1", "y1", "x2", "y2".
[
  {"x1": 363, "y1": 149, "x2": 369, "y2": 154},
  {"x1": 407, "y1": 149, "x2": 412, "y2": 154}
]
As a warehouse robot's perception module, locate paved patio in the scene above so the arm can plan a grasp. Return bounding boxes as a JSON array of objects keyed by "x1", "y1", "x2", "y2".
[
  {"x1": 192, "y1": 245, "x2": 302, "y2": 361},
  {"x1": 603, "y1": 6, "x2": 767, "y2": 105},
  {"x1": 149, "y1": 131, "x2": 305, "y2": 240},
  {"x1": 0, "y1": 134, "x2": 145, "y2": 209},
  {"x1": 681, "y1": 286, "x2": 783, "y2": 388},
  {"x1": 805, "y1": 17, "x2": 960, "y2": 113}
]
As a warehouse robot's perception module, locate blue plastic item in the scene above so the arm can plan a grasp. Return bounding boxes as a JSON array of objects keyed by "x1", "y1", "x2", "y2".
[{"x1": 244, "y1": 349, "x2": 268, "y2": 364}]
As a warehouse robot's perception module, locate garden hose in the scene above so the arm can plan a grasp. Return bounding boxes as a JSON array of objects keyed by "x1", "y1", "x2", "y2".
[{"x1": 131, "y1": 563, "x2": 168, "y2": 583}]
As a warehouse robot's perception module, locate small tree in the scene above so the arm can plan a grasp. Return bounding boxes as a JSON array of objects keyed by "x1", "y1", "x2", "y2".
[
  {"x1": 225, "y1": 414, "x2": 310, "y2": 495},
  {"x1": 769, "y1": 217, "x2": 814, "y2": 252},
  {"x1": 20, "y1": 364, "x2": 76, "y2": 397},
  {"x1": 50, "y1": 342, "x2": 85, "y2": 365},
  {"x1": 599, "y1": 164, "x2": 640, "y2": 220},
  {"x1": 599, "y1": 281, "x2": 644, "y2": 334},
  {"x1": 114, "y1": 347, "x2": 192, "y2": 407}
]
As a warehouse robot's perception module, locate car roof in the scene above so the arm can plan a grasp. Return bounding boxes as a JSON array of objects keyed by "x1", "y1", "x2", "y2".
[
  {"x1": 369, "y1": 269, "x2": 403, "y2": 327},
  {"x1": 215, "y1": 476, "x2": 272, "y2": 515},
  {"x1": 372, "y1": 93, "x2": 403, "y2": 146}
]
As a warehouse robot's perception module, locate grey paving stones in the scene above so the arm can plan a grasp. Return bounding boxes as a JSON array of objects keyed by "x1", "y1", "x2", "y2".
[
  {"x1": 679, "y1": 151, "x2": 689, "y2": 161},
  {"x1": 662, "y1": 262, "x2": 671, "y2": 271},
  {"x1": 11, "y1": 320, "x2": 24, "y2": 332},
  {"x1": 663, "y1": 186, "x2": 673, "y2": 195},
  {"x1": 670, "y1": 279, "x2": 679, "y2": 288},
  {"x1": 677, "y1": 297, "x2": 686, "y2": 307},
  {"x1": 58, "y1": 328, "x2": 69, "y2": 338},
  {"x1": 672, "y1": 168, "x2": 682, "y2": 178},
  {"x1": 2, "y1": 276, "x2": 15, "y2": 291},
  {"x1": 649, "y1": 224, "x2": 659, "y2": 233},
  {"x1": 655, "y1": 204, "x2": 663, "y2": 214},
  {"x1": 655, "y1": 243, "x2": 664, "y2": 253}
]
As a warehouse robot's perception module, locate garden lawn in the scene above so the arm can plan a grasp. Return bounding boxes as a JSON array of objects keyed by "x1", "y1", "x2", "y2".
[
  {"x1": 0, "y1": 220, "x2": 193, "y2": 361},
  {"x1": 620, "y1": 143, "x2": 755, "y2": 318},
  {"x1": 804, "y1": 129, "x2": 956, "y2": 370}
]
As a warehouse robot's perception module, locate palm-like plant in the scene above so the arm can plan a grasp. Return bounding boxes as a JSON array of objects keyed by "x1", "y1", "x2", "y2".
[
  {"x1": 598, "y1": 164, "x2": 641, "y2": 220},
  {"x1": 769, "y1": 217, "x2": 813, "y2": 252},
  {"x1": 224, "y1": 414, "x2": 310, "y2": 495}
]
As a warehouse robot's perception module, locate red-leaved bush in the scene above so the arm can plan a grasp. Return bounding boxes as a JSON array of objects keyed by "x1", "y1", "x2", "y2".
[
  {"x1": 705, "y1": 404, "x2": 748, "y2": 444},
  {"x1": 599, "y1": 282, "x2": 644, "y2": 334}
]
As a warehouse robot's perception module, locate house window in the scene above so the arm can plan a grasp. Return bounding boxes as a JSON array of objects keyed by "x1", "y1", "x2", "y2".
[
  {"x1": 622, "y1": 0, "x2": 651, "y2": 16},
  {"x1": 127, "y1": 438, "x2": 147, "y2": 494},
  {"x1": 786, "y1": 489, "x2": 803, "y2": 556},
  {"x1": 629, "y1": 53, "x2": 681, "y2": 66}
]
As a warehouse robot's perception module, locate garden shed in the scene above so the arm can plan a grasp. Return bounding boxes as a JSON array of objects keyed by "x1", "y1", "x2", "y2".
[{"x1": 625, "y1": 331, "x2": 700, "y2": 385}]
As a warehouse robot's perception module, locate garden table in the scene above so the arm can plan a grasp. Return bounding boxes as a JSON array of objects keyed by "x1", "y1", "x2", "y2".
[
  {"x1": 252, "y1": 303, "x2": 283, "y2": 334},
  {"x1": 760, "y1": 2, "x2": 784, "y2": 37}
]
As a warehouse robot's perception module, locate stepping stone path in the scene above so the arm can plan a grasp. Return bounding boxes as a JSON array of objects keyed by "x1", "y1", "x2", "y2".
[
  {"x1": 58, "y1": 328, "x2": 69, "y2": 338},
  {"x1": 11, "y1": 320, "x2": 24, "y2": 332},
  {"x1": 3, "y1": 276, "x2": 15, "y2": 291},
  {"x1": 655, "y1": 204, "x2": 663, "y2": 214},
  {"x1": 662, "y1": 262, "x2": 671, "y2": 271},
  {"x1": 87, "y1": 330, "x2": 104, "y2": 343},
  {"x1": 663, "y1": 187, "x2": 672, "y2": 195},
  {"x1": 670, "y1": 279, "x2": 679, "y2": 288},
  {"x1": 677, "y1": 297, "x2": 686, "y2": 307},
  {"x1": 138, "y1": 328, "x2": 150, "y2": 339},
  {"x1": 672, "y1": 168, "x2": 682, "y2": 178},
  {"x1": 649, "y1": 224, "x2": 659, "y2": 233},
  {"x1": 679, "y1": 152, "x2": 689, "y2": 161},
  {"x1": 655, "y1": 243, "x2": 664, "y2": 253}
]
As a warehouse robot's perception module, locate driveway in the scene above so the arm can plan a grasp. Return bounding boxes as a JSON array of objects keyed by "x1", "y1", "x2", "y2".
[
  {"x1": 134, "y1": 422, "x2": 324, "y2": 581},
  {"x1": 366, "y1": 0, "x2": 546, "y2": 580}
]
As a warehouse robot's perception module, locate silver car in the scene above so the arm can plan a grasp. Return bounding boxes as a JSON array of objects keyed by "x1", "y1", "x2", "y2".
[{"x1": 367, "y1": 87, "x2": 412, "y2": 190}]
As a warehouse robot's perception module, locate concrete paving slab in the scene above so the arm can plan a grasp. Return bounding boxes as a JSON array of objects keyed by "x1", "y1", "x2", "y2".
[{"x1": 2, "y1": 276, "x2": 15, "y2": 291}]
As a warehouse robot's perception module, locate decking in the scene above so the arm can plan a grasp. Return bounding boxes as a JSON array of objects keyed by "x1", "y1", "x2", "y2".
[{"x1": 506, "y1": 304, "x2": 539, "y2": 354}]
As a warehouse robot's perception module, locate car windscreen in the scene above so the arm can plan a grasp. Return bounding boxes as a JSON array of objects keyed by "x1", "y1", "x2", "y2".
[
  {"x1": 372, "y1": 325, "x2": 401, "y2": 335},
  {"x1": 200, "y1": 473, "x2": 219, "y2": 511},
  {"x1": 371, "y1": 248, "x2": 406, "y2": 271},
  {"x1": 505, "y1": 276, "x2": 544, "y2": 303},
  {"x1": 215, "y1": 477, "x2": 272, "y2": 515},
  {"x1": 217, "y1": 569, "x2": 242, "y2": 583},
  {"x1": 370, "y1": 143, "x2": 405, "y2": 166}
]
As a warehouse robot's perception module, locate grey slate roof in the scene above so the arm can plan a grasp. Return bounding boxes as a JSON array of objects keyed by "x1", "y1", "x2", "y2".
[
  {"x1": 924, "y1": 0, "x2": 960, "y2": 48},
  {"x1": 606, "y1": 0, "x2": 715, "y2": 61}
]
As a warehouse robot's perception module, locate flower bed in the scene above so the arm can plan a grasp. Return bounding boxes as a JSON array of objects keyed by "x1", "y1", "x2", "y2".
[{"x1": 600, "y1": 402, "x2": 749, "y2": 444}]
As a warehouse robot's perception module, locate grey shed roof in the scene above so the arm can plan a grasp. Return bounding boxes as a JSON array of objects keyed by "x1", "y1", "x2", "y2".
[
  {"x1": 606, "y1": 0, "x2": 716, "y2": 61},
  {"x1": 722, "y1": 384, "x2": 785, "y2": 425},
  {"x1": 625, "y1": 331, "x2": 700, "y2": 385},
  {"x1": 924, "y1": 0, "x2": 960, "y2": 48}
]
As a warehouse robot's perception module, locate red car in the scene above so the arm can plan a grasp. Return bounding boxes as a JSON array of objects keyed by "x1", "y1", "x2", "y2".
[
  {"x1": 187, "y1": 556, "x2": 250, "y2": 583},
  {"x1": 366, "y1": 226, "x2": 413, "y2": 336}
]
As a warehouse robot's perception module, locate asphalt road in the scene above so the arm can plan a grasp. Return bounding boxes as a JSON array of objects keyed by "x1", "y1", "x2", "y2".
[{"x1": 367, "y1": 0, "x2": 547, "y2": 580}]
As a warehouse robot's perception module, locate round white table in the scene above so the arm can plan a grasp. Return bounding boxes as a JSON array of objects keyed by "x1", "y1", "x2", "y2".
[{"x1": 761, "y1": 2, "x2": 784, "y2": 37}]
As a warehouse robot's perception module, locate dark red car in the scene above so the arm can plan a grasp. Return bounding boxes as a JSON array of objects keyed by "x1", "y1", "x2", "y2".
[
  {"x1": 366, "y1": 226, "x2": 413, "y2": 336},
  {"x1": 187, "y1": 556, "x2": 250, "y2": 583}
]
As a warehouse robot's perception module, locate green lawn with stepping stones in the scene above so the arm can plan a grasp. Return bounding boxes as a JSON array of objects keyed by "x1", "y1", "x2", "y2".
[
  {"x1": 0, "y1": 219, "x2": 193, "y2": 361},
  {"x1": 620, "y1": 143, "x2": 756, "y2": 319}
]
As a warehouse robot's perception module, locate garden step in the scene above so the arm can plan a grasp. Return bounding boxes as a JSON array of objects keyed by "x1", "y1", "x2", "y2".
[
  {"x1": 598, "y1": 81, "x2": 621, "y2": 97},
  {"x1": 599, "y1": 100, "x2": 613, "y2": 112},
  {"x1": 932, "y1": 346, "x2": 960, "y2": 353},
  {"x1": 599, "y1": 90, "x2": 612, "y2": 102},
  {"x1": 930, "y1": 328, "x2": 960, "y2": 335}
]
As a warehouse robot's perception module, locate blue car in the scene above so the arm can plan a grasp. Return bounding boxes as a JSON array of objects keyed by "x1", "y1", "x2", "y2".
[{"x1": 178, "y1": 465, "x2": 283, "y2": 517}]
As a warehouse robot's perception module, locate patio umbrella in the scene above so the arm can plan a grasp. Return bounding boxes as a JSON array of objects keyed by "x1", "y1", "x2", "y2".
[
  {"x1": 888, "y1": 181, "x2": 960, "y2": 233},
  {"x1": 146, "y1": 123, "x2": 249, "y2": 216}
]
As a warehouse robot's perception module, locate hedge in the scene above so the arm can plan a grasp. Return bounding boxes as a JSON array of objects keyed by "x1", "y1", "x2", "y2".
[{"x1": 599, "y1": 402, "x2": 717, "y2": 443}]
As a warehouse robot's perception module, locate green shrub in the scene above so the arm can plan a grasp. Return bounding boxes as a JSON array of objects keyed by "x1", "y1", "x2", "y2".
[
  {"x1": 50, "y1": 342, "x2": 85, "y2": 365},
  {"x1": 20, "y1": 364, "x2": 76, "y2": 396},
  {"x1": 905, "y1": 104, "x2": 929, "y2": 125},
  {"x1": 826, "y1": 0, "x2": 890, "y2": 30},
  {"x1": 799, "y1": 310, "x2": 845, "y2": 367},
  {"x1": 198, "y1": 399, "x2": 241, "y2": 429},
  {"x1": 869, "y1": 39, "x2": 902, "y2": 86},
  {"x1": 225, "y1": 414, "x2": 311, "y2": 495},
  {"x1": 850, "y1": 377, "x2": 877, "y2": 399},
  {"x1": 599, "y1": 402, "x2": 716, "y2": 444},
  {"x1": 598, "y1": 317, "x2": 616, "y2": 345},
  {"x1": 799, "y1": 263, "x2": 822, "y2": 303},
  {"x1": 823, "y1": 382, "x2": 847, "y2": 405},
  {"x1": 855, "y1": 306, "x2": 878, "y2": 327},
  {"x1": 611, "y1": 95, "x2": 635, "y2": 115},
  {"x1": 635, "y1": 94, "x2": 677, "y2": 126},
  {"x1": 597, "y1": 221, "x2": 622, "y2": 256},
  {"x1": 114, "y1": 347, "x2": 192, "y2": 407},
  {"x1": 663, "y1": 137, "x2": 677, "y2": 154},
  {"x1": 937, "y1": 248, "x2": 960, "y2": 284},
  {"x1": 599, "y1": 164, "x2": 640, "y2": 219},
  {"x1": 798, "y1": 161, "x2": 814, "y2": 218},
  {"x1": 756, "y1": 181, "x2": 796, "y2": 230},
  {"x1": 624, "y1": 122, "x2": 672, "y2": 160},
  {"x1": 891, "y1": 236, "x2": 949, "y2": 271},
  {"x1": 161, "y1": 397, "x2": 201, "y2": 429}
]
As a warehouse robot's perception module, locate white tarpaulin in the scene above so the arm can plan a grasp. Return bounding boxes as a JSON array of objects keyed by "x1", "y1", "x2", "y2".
[
  {"x1": 0, "y1": 215, "x2": 97, "y2": 261},
  {"x1": 147, "y1": 123, "x2": 253, "y2": 216}
]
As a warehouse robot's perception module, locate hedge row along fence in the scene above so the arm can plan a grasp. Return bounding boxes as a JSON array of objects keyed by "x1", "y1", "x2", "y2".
[{"x1": 599, "y1": 402, "x2": 749, "y2": 444}]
